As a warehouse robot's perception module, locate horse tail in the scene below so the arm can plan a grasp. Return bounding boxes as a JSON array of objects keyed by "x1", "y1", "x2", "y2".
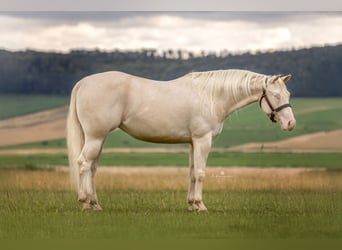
[{"x1": 67, "y1": 81, "x2": 84, "y2": 190}]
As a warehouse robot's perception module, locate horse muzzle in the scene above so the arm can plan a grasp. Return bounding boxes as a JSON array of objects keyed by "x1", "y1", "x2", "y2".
[{"x1": 280, "y1": 117, "x2": 296, "y2": 131}]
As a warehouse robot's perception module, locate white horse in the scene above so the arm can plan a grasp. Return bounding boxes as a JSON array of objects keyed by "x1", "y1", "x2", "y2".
[{"x1": 67, "y1": 69, "x2": 296, "y2": 211}]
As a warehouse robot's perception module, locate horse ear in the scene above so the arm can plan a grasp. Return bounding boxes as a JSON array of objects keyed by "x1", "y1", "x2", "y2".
[
  {"x1": 271, "y1": 75, "x2": 281, "y2": 82},
  {"x1": 281, "y1": 74, "x2": 292, "y2": 83}
]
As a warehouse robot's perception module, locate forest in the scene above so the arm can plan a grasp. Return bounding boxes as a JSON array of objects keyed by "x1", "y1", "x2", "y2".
[{"x1": 0, "y1": 44, "x2": 341, "y2": 97}]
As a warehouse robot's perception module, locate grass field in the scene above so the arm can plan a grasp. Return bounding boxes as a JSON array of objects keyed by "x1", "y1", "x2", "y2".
[
  {"x1": 0, "y1": 152, "x2": 341, "y2": 169},
  {"x1": 1, "y1": 190, "x2": 341, "y2": 239},
  {"x1": 1, "y1": 167, "x2": 342, "y2": 239},
  {"x1": 0, "y1": 94, "x2": 69, "y2": 120}
]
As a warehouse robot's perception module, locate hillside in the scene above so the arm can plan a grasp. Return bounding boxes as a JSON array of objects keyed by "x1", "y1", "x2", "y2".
[
  {"x1": 0, "y1": 44, "x2": 342, "y2": 97},
  {"x1": 0, "y1": 99, "x2": 341, "y2": 152},
  {"x1": 0, "y1": 106, "x2": 67, "y2": 147},
  {"x1": 231, "y1": 130, "x2": 342, "y2": 153}
]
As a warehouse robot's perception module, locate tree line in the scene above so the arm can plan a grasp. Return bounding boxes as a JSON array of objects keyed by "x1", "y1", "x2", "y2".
[{"x1": 0, "y1": 44, "x2": 341, "y2": 97}]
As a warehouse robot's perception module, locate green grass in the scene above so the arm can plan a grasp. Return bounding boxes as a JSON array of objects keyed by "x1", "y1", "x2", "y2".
[
  {"x1": 0, "y1": 152, "x2": 341, "y2": 169},
  {"x1": 0, "y1": 94, "x2": 69, "y2": 119},
  {"x1": 1, "y1": 190, "x2": 341, "y2": 239},
  {"x1": 1, "y1": 140, "x2": 68, "y2": 150}
]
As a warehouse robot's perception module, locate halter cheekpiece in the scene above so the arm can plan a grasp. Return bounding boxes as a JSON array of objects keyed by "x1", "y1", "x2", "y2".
[{"x1": 259, "y1": 77, "x2": 292, "y2": 123}]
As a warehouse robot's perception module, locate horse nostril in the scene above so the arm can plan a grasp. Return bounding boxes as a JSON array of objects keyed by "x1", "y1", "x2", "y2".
[{"x1": 287, "y1": 120, "x2": 295, "y2": 130}]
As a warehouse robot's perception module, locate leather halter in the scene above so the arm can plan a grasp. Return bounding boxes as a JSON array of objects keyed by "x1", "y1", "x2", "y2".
[{"x1": 259, "y1": 77, "x2": 292, "y2": 123}]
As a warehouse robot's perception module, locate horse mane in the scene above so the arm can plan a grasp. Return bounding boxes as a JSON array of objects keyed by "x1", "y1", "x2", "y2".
[{"x1": 190, "y1": 69, "x2": 263, "y2": 111}]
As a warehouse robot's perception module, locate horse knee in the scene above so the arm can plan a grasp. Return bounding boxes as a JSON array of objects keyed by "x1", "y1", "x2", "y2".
[
  {"x1": 196, "y1": 169, "x2": 205, "y2": 182},
  {"x1": 77, "y1": 148, "x2": 99, "y2": 175},
  {"x1": 78, "y1": 158, "x2": 91, "y2": 174}
]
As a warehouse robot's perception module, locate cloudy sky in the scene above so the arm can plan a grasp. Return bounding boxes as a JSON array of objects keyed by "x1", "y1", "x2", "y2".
[{"x1": 0, "y1": 12, "x2": 341, "y2": 53}]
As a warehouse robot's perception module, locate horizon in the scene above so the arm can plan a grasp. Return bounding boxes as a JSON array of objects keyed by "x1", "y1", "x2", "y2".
[{"x1": 2, "y1": 43, "x2": 341, "y2": 57}]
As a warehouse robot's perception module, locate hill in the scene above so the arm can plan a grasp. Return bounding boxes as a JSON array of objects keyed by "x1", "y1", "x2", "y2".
[
  {"x1": 0, "y1": 45, "x2": 342, "y2": 97},
  {"x1": 1, "y1": 98, "x2": 341, "y2": 152},
  {"x1": 231, "y1": 130, "x2": 342, "y2": 153},
  {"x1": 0, "y1": 106, "x2": 67, "y2": 147}
]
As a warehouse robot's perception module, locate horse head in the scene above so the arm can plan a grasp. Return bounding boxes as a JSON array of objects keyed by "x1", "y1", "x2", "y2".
[{"x1": 259, "y1": 74, "x2": 296, "y2": 131}]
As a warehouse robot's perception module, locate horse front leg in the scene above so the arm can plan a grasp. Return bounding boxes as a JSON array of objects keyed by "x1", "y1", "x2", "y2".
[
  {"x1": 187, "y1": 143, "x2": 197, "y2": 211},
  {"x1": 188, "y1": 134, "x2": 212, "y2": 212}
]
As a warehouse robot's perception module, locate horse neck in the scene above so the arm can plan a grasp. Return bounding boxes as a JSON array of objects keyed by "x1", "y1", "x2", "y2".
[{"x1": 214, "y1": 74, "x2": 265, "y2": 121}]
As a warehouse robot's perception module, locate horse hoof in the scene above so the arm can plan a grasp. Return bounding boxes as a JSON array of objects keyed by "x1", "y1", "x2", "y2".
[
  {"x1": 195, "y1": 201, "x2": 208, "y2": 212},
  {"x1": 188, "y1": 202, "x2": 199, "y2": 212},
  {"x1": 188, "y1": 205, "x2": 196, "y2": 211},
  {"x1": 92, "y1": 204, "x2": 103, "y2": 211},
  {"x1": 82, "y1": 203, "x2": 92, "y2": 211},
  {"x1": 197, "y1": 206, "x2": 208, "y2": 212}
]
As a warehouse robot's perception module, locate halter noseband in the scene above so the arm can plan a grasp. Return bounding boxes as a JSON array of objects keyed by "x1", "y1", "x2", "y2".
[{"x1": 259, "y1": 77, "x2": 292, "y2": 123}]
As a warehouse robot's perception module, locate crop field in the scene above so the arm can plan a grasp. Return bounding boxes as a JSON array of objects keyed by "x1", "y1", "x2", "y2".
[
  {"x1": 1, "y1": 97, "x2": 342, "y2": 149},
  {"x1": 0, "y1": 94, "x2": 69, "y2": 120}
]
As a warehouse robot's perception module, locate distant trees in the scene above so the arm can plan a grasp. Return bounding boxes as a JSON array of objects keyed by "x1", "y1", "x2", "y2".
[{"x1": 0, "y1": 45, "x2": 341, "y2": 97}]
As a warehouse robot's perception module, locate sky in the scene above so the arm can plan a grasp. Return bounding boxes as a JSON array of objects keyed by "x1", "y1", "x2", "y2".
[{"x1": 0, "y1": 12, "x2": 342, "y2": 54}]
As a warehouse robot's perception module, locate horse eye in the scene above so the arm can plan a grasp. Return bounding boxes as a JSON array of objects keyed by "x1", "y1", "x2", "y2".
[{"x1": 273, "y1": 93, "x2": 281, "y2": 99}]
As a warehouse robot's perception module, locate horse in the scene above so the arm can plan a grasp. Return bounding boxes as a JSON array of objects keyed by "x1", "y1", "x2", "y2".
[{"x1": 67, "y1": 69, "x2": 296, "y2": 211}]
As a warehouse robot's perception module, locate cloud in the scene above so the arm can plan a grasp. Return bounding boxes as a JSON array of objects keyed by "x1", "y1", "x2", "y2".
[{"x1": 0, "y1": 12, "x2": 341, "y2": 53}]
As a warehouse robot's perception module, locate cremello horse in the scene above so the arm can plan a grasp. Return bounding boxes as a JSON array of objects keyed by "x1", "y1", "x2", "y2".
[{"x1": 67, "y1": 69, "x2": 296, "y2": 211}]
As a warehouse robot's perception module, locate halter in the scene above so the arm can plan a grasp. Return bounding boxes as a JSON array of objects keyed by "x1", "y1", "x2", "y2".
[{"x1": 259, "y1": 77, "x2": 292, "y2": 123}]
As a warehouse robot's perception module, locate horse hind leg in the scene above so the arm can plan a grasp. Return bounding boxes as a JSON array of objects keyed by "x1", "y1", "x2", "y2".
[
  {"x1": 77, "y1": 137, "x2": 104, "y2": 210},
  {"x1": 90, "y1": 153, "x2": 102, "y2": 211}
]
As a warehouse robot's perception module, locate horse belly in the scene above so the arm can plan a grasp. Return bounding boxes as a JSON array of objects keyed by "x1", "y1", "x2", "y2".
[
  {"x1": 117, "y1": 76, "x2": 197, "y2": 143},
  {"x1": 119, "y1": 115, "x2": 192, "y2": 144}
]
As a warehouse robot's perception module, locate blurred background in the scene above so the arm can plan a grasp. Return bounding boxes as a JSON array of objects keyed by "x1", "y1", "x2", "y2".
[{"x1": 0, "y1": 11, "x2": 341, "y2": 167}]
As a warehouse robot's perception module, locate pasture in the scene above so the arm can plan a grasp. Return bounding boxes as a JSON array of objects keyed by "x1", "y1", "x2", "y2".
[
  {"x1": 1, "y1": 167, "x2": 342, "y2": 239},
  {"x1": 0, "y1": 96, "x2": 342, "y2": 239}
]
